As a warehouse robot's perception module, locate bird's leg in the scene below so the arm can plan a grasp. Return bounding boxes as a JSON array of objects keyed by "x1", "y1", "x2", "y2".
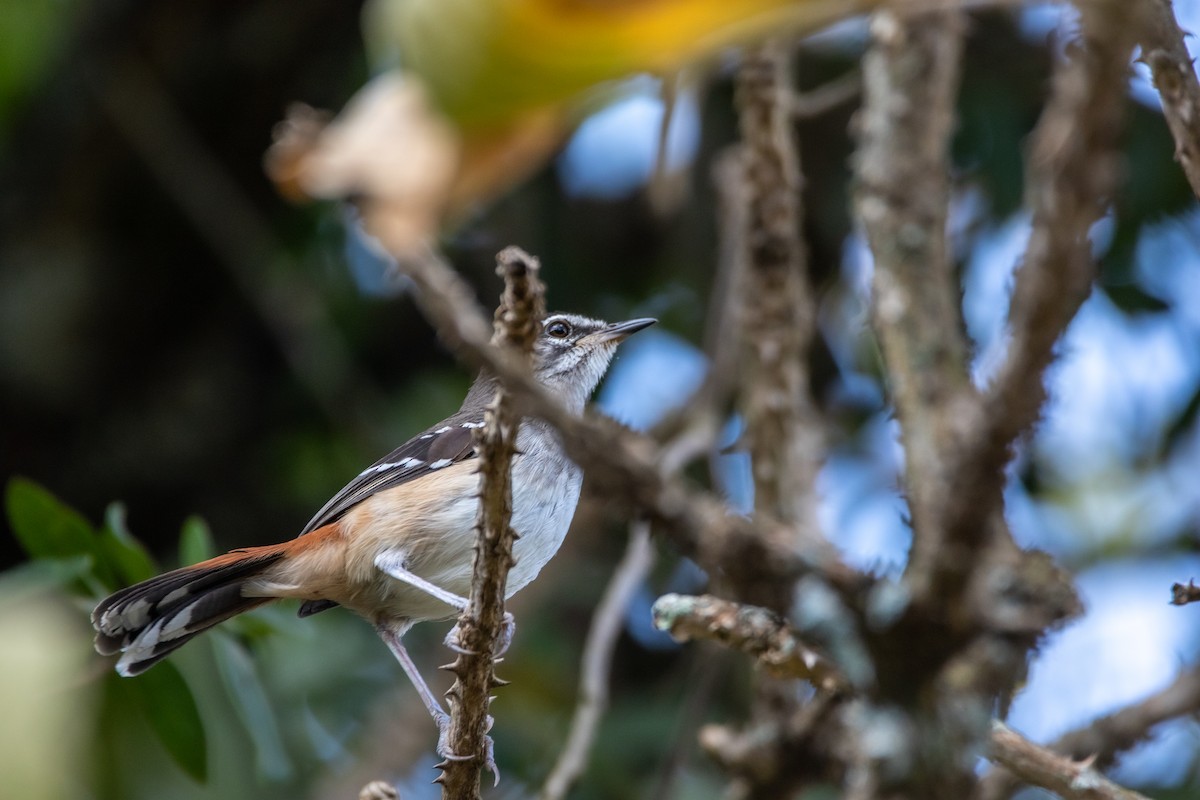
[
  {"x1": 375, "y1": 550, "x2": 469, "y2": 610},
  {"x1": 375, "y1": 550, "x2": 514, "y2": 657},
  {"x1": 376, "y1": 623, "x2": 483, "y2": 766}
]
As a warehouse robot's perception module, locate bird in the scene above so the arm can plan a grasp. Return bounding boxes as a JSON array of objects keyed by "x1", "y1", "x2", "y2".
[{"x1": 91, "y1": 312, "x2": 655, "y2": 770}]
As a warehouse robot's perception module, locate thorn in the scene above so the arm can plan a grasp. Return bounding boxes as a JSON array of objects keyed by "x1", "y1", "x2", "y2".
[{"x1": 490, "y1": 675, "x2": 511, "y2": 689}]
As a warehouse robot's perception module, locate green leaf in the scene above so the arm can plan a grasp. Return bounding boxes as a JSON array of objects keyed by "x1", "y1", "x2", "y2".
[
  {"x1": 178, "y1": 516, "x2": 215, "y2": 567},
  {"x1": 213, "y1": 634, "x2": 292, "y2": 780},
  {"x1": 5, "y1": 477, "x2": 96, "y2": 562},
  {"x1": 128, "y1": 661, "x2": 208, "y2": 782},
  {"x1": 97, "y1": 503, "x2": 158, "y2": 588}
]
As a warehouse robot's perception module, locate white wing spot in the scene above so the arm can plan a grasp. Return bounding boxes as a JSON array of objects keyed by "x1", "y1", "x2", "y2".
[
  {"x1": 399, "y1": 457, "x2": 423, "y2": 468},
  {"x1": 461, "y1": 421, "x2": 485, "y2": 429},
  {"x1": 429, "y1": 459, "x2": 452, "y2": 469},
  {"x1": 420, "y1": 434, "x2": 434, "y2": 440},
  {"x1": 435, "y1": 426, "x2": 452, "y2": 434}
]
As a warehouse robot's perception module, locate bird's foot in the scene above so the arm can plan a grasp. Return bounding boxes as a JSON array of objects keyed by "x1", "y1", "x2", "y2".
[
  {"x1": 433, "y1": 711, "x2": 500, "y2": 785},
  {"x1": 443, "y1": 613, "x2": 515, "y2": 658}
]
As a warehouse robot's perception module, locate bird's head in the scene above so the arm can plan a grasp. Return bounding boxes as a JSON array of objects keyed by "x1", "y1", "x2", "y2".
[{"x1": 532, "y1": 313, "x2": 656, "y2": 412}]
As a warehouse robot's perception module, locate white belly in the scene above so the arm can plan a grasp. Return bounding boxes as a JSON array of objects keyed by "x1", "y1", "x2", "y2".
[
  {"x1": 507, "y1": 447, "x2": 582, "y2": 596},
  {"x1": 334, "y1": 429, "x2": 582, "y2": 623}
]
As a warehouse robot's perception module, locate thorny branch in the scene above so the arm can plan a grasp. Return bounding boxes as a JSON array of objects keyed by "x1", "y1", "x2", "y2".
[
  {"x1": 853, "y1": 6, "x2": 974, "y2": 606},
  {"x1": 437, "y1": 247, "x2": 545, "y2": 798},
  {"x1": 948, "y1": 0, "x2": 1145, "y2": 564},
  {"x1": 977, "y1": 663, "x2": 1200, "y2": 800},
  {"x1": 986, "y1": 722, "x2": 1152, "y2": 800},
  {"x1": 1140, "y1": 0, "x2": 1200, "y2": 200}
]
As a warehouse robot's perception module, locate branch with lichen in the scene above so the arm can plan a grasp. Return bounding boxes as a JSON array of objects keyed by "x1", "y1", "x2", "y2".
[
  {"x1": 651, "y1": 593, "x2": 847, "y2": 692},
  {"x1": 1140, "y1": 0, "x2": 1200, "y2": 200},
  {"x1": 437, "y1": 247, "x2": 545, "y2": 798}
]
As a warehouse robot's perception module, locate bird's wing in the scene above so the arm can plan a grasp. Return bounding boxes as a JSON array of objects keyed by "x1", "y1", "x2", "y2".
[{"x1": 299, "y1": 411, "x2": 484, "y2": 536}]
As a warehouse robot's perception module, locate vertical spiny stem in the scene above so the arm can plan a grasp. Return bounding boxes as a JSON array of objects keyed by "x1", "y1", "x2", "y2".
[{"x1": 438, "y1": 247, "x2": 544, "y2": 799}]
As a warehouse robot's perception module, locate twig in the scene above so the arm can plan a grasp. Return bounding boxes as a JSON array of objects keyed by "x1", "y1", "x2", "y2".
[
  {"x1": 1171, "y1": 579, "x2": 1200, "y2": 606},
  {"x1": 977, "y1": 663, "x2": 1200, "y2": 800},
  {"x1": 651, "y1": 593, "x2": 847, "y2": 692},
  {"x1": 986, "y1": 721, "x2": 1152, "y2": 800},
  {"x1": 539, "y1": 521, "x2": 656, "y2": 800},
  {"x1": 437, "y1": 247, "x2": 545, "y2": 798},
  {"x1": 946, "y1": 0, "x2": 1144, "y2": 576},
  {"x1": 1140, "y1": 0, "x2": 1200, "y2": 200},
  {"x1": 851, "y1": 7, "x2": 974, "y2": 604}
]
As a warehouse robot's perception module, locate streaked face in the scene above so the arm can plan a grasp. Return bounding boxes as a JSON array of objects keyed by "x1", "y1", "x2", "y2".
[{"x1": 532, "y1": 313, "x2": 656, "y2": 412}]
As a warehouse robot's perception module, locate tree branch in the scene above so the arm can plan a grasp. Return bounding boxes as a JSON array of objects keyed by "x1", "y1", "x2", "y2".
[
  {"x1": 1140, "y1": 0, "x2": 1200, "y2": 200},
  {"x1": 539, "y1": 522, "x2": 656, "y2": 800},
  {"x1": 1171, "y1": 579, "x2": 1200, "y2": 606},
  {"x1": 437, "y1": 247, "x2": 545, "y2": 798},
  {"x1": 852, "y1": 7, "x2": 974, "y2": 604},
  {"x1": 651, "y1": 593, "x2": 847, "y2": 692},
  {"x1": 733, "y1": 39, "x2": 823, "y2": 535},
  {"x1": 977, "y1": 663, "x2": 1200, "y2": 800},
  {"x1": 947, "y1": 0, "x2": 1144, "y2": 559},
  {"x1": 986, "y1": 722, "x2": 1152, "y2": 800}
]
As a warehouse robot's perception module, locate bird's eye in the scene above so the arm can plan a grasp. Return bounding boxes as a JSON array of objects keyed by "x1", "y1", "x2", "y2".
[{"x1": 546, "y1": 320, "x2": 571, "y2": 339}]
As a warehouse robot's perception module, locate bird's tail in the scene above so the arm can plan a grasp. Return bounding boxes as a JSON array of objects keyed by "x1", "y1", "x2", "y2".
[{"x1": 92, "y1": 544, "x2": 289, "y2": 676}]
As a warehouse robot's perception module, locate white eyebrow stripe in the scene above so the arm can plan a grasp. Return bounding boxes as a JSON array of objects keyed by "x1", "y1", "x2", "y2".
[{"x1": 429, "y1": 458, "x2": 453, "y2": 469}]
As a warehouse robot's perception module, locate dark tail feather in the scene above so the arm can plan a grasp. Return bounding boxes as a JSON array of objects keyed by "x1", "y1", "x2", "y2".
[{"x1": 92, "y1": 547, "x2": 286, "y2": 676}]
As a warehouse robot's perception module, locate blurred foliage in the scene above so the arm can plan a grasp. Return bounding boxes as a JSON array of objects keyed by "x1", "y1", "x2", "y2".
[{"x1": 1, "y1": 1, "x2": 1199, "y2": 799}]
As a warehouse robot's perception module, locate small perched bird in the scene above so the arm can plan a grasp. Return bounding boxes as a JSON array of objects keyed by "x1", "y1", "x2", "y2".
[{"x1": 92, "y1": 312, "x2": 654, "y2": 767}]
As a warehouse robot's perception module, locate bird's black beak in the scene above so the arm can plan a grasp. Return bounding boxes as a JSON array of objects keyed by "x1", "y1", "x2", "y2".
[{"x1": 595, "y1": 317, "x2": 657, "y2": 344}]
